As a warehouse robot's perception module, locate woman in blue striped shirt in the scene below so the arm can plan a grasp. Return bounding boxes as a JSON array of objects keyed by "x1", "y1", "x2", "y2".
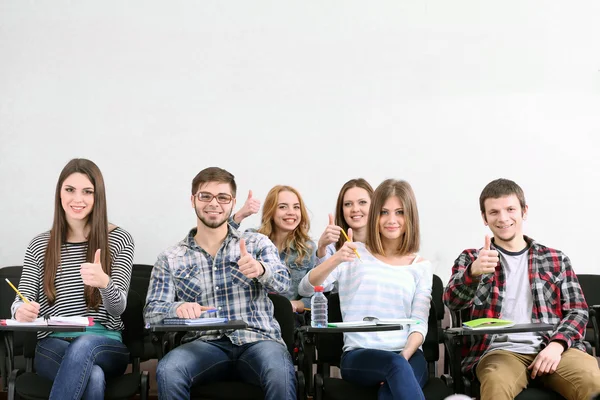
[
  {"x1": 299, "y1": 179, "x2": 433, "y2": 400},
  {"x1": 12, "y1": 158, "x2": 134, "y2": 400}
]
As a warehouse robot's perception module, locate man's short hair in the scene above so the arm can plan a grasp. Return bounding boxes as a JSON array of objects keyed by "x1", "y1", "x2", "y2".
[
  {"x1": 191, "y1": 167, "x2": 237, "y2": 197},
  {"x1": 479, "y1": 178, "x2": 526, "y2": 214}
]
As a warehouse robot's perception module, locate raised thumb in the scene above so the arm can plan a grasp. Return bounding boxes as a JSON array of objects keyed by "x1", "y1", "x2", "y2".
[
  {"x1": 240, "y1": 239, "x2": 248, "y2": 256},
  {"x1": 329, "y1": 213, "x2": 335, "y2": 225},
  {"x1": 484, "y1": 235, "x2": 491, "y2": 251},
  {"x1": 94, "y1": 249, "x2": 101, "y2": 264}
]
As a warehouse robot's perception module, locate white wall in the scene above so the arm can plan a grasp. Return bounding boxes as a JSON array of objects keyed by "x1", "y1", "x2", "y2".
[{"x1": 1, "y1": 1, "x2": 599, "y2": 284}]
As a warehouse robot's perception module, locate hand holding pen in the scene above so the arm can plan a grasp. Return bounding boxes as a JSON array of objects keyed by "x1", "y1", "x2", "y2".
[
  {"x1": 6, "y1": 278, "x2": 40, "y2": 322},
  {"x1": 336, "y1": 228, "x2": 361, "y2": 263}
]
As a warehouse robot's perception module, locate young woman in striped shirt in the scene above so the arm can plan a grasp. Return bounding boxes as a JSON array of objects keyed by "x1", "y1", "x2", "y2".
[
  {"x1": 12, "y1": 158, "x2": 135, "y2": 400},
  {"x1": 299, "y1": 179, "x2": 433, "y2": 400}
]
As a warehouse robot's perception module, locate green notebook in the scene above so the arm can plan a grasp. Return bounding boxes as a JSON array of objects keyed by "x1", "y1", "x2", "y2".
[{"x1": 463, "y1": 318, "x2": 515, "y2": 330}]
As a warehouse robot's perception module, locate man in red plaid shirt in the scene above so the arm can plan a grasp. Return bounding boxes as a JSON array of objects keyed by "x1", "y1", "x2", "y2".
[{"x1": 444, "y1": 179, "x2": 600, "y2": 400}]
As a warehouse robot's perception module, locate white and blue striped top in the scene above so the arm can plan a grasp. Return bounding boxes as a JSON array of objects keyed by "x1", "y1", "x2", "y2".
[
  {"x1": 11, "y1": 228, "x2": 135, "y2": 339},
  {"x1": 298, "y1": 242, "x2": 432, "y2": 352}
]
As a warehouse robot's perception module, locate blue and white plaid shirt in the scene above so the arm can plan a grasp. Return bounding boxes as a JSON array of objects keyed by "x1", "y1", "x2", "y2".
[{"x1": 144, "y1": 225, "x2": 291, "y2": 346}]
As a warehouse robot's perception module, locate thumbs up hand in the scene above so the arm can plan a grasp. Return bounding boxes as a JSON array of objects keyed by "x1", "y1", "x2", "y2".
[
  {"x1": 317, "y1": 213, "x2": 342, "y2": 257},
  {"x1": 233, "y1": 190, "x2": 261, "y2": 224},
  {"x1": 80, "y1": 249, "x2": 110, "y2": 288},
  {"x1": 237, "y1": 239, "x2": 264, "y2": 279},
  {"x1": 470, "y1": 235, "x2": 500, "y2": 277}
]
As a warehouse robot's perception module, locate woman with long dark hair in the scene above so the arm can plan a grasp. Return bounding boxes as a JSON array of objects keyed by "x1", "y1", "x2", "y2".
[{"x1": 12, "y1": 158, "x2": 135, "y2": 400}]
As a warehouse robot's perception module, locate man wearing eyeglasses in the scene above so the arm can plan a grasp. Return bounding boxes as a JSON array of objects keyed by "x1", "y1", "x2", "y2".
[{"x1": 144, "y1": 167, "x2": 296, "y2": 400}]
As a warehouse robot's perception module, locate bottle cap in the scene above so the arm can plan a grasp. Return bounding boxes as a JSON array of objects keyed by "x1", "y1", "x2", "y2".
[{"x1": 314, "y1": 285, "x2": 324, "y2": 292}]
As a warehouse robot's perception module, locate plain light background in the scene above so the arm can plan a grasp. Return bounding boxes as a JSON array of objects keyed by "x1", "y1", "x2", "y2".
[{"x1": 1, "y1": 1, "x2": 599, "y2": 284}]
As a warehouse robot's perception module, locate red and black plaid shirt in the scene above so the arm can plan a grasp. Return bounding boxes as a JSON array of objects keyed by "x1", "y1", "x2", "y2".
[{"x1": 443, "y1": 236, "x2": 588, "y2": 376}]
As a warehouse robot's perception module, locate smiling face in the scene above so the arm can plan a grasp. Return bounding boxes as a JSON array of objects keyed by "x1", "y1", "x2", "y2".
[
  {"x1": 192, "y1": 181, "x2": 236, "y2": 229},
  {"x1": 482, "y1": 194, "x2": 528, "y2": 247},
  {"x1": 60, "y1": 173, "x2": 95, "y2": 224},
  {"x1": 378, "y1": 195, "x2": 405, "y2": 243},
  {"x1": 273, "y1": 191, "x2": 301, "y2": 233},
  {"x1": 342, "y1": 187, "x2": 371, "y2": 231}
]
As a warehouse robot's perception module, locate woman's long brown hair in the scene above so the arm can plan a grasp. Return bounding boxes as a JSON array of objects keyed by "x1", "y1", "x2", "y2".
[
  {"x1": 44, "y1": 159, "x2": 111, "y2": 309},
  {"x1": 258, "y1": 185, "x2": 312, "y2": 264}
]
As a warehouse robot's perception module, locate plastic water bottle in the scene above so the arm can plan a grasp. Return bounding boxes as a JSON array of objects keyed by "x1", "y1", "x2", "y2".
[{"x1": 311, "y1": 285, "x2": 328, "y2": 328}]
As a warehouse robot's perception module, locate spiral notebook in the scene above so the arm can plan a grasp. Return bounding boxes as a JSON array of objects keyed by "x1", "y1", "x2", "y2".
[{"x1": 0, "y1": 316, "x2": 93, "y2": 326}]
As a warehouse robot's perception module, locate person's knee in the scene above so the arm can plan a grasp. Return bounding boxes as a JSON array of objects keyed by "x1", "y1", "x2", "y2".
[
  {"x1": 385, "y1": 355, "x2": 412, "y2": 377},
  {"x1": 87, "y1": 365, "x2": 105, "y2": 392}
]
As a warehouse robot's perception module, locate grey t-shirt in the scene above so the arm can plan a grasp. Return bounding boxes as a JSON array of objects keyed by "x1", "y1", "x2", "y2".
[{"x1": 488, "y1": 244, "x2": 542, "y2": 354}]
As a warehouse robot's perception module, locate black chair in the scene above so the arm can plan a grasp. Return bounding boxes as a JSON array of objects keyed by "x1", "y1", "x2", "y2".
[
  {"x1": 575, "y1": 274, "x2": 600, "y2": 357},
  {"x1": 309, "y1": 293, "x2": 453, "y2": 400},
  {"x1": 165, "y1": 293, "x2": 304, "y2": 399},
  {"x1": 130, "y1": 264, "x2": 157, "y2": 362},
  {"x1": 7, "y1": 287, "x2": 150, "y2": 400},
  {"x1": 0, "y1": 266, "x2": 25, "y2": 391},
  {"x1": 447, "y1": 308, "x2": 588, "y2": 400}
]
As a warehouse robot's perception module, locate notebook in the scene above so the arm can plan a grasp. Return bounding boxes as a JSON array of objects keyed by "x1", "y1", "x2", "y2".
[
  {"x1": 0, "y1": 316, "x2": 93, "y2": 327},
  {"x1": 162, "y1": 317, "x2": 228, "y2": 326},
  {"x1": 462, "y1": 318, "x2": 515, "y2": 330},
  {"x1": 327, "y1": 318, "x2": 419, "y2": 328}
]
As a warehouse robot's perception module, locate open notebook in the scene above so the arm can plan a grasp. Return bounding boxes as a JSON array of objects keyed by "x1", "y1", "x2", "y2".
[
  {"x1": 327, "y1": 318, "x2": 420, "y2": 328},
  {"x1": 0, "y1": 316, "x2": 93, "y2": 327}
]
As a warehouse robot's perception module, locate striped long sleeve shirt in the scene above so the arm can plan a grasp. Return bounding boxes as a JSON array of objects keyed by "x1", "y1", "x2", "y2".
[
  {"x1": 11, "y1": 228, "x2": 135, "y2": 339},
  {"x1": 443, "y1": 236, "x2": 588, "y2": 375},
  {"x1": 143, "y1": 227, "x2": 291, "y2": 346},
  {"x1": 298, "y1": 242, "x2": 433, "y2": 352}
]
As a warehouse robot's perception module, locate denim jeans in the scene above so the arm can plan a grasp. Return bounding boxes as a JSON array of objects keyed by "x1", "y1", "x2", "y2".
[
  {"x1": 35, "y1": 335, "x2": 130, "y2": 400},
  {"x1": 157, "y1": 337, "x2": 296, "y2": 400},
  {"x1": 341, "y1": 348, "x2": 428, "y2": 400}
]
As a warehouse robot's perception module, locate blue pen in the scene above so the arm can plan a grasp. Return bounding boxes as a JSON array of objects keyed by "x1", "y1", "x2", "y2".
[{"x1": 204, "y1": 309, "x2": 218, "y2": 314}]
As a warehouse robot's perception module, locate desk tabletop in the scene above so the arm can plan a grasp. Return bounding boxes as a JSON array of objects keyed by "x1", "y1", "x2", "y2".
[
  {"x1": 445, "y1": 322, "x2": 555, "y2": 336},
  {"x1": 0, "y1": 325, "x2": 87, "y2": 333},
  {"x1": 298, "y1": 324, "x2": 404, "y2": 334},
  {"x1": 149, "y1": 319, "x2": 248, "y2": 332}
]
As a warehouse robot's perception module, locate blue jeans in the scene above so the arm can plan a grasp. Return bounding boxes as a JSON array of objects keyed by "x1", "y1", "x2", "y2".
[
  {"x1": 157, "y1": 337, "x2": 296, "y2": 400},
  {"x1": 35, "y1": 335, "x2": 130, "y2": 400},
  {"x1": 341, "y1": 348, "x2": 428, "y2": 400}
]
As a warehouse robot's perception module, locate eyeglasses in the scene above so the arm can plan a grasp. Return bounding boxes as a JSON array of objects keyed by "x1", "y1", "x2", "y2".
[{"x1": 194, "y1": 192, "x2": 233, "y2": 204}]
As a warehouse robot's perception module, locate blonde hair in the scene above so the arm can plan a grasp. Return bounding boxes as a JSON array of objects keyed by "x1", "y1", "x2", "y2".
[
  {"x1": 258, "y1": 185, "x2": 312, "y2": 264},
  {"x1": 366, "y1": 179, "x2": 420, "y2": 256}
]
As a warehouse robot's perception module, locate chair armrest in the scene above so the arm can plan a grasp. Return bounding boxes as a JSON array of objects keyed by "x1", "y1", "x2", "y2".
[
  {"x1": 8, "y1": 368, "x2": 24, "y2": 400},
  {"x1": 589, "y1": 307, "x2": 600, "y2": 356},
  {"x1": 314, "y1": 373, "x2": 324, "y2": 400},
  {"x1": 296, "y1": 370, "x2": 306, "y2": 400}
]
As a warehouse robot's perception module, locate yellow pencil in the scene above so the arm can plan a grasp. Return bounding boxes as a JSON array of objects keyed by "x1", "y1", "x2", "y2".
[
  {"x1": 340, "y1": 229, "x2": 362, "y2": 262},
  {"x1": 5, "y1": 278, "x2": 30, "y2": 304}
]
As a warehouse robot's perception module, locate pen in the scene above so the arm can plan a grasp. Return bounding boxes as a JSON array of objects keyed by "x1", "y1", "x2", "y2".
[
  {"x1": 5, "y1": 278, "x2": 30, "y2": 304},
  {"x1": 340, "y1": 229, "x2": 362, "y2": 262}
]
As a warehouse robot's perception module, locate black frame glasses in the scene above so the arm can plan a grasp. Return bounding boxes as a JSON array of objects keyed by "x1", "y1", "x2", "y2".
[{"x1": 194, "y1": 192, "x2": 233, "y2": 204}]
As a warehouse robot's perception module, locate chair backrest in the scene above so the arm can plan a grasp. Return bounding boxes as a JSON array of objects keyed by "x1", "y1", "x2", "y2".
[
  {"x1": 576, "y1": 274, "x2": 600, "y2": 326},
  {"x1": 0, "y1": 266, "x2": 24, "y2": 319},
  {"x1": 130, "y1": 264, "x2": 153, "y2": 302},
  {"x1": 432, "y1": 274, "x2": 445, "y2": 324},
  {"x1": 268, "y1": 293, "x2": 296, "y2": 357},
  {"x1": 121, "y1": 286, "x2": 147, "y2": 361}
]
